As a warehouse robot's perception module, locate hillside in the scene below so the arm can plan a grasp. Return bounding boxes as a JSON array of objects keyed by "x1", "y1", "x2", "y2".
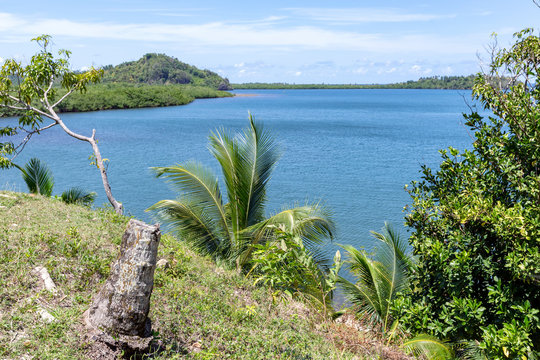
[
  {"x1": 0, "y1": 191, "x2": 407, "y2": 359},
  {"x1": 102, "y1": 53, "x2": 232, "y2": 90}
]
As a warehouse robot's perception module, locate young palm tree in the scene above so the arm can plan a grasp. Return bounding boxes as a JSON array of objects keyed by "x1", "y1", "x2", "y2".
[
  {"x1": 148, "y1": 114, "x2": 334, "y2": 270},
  {"x1": 20, "y1": 157, "x2": 54, "y2": 196},
  {"x1": 338, "y1": 223, "x2": 411, "y2": 336},
  {"x1": 61, "y1": 187, "x2": 97, "y2": 206},
  {"x1": 340, "y1": 224, "x2": 455, "y2": 358}
]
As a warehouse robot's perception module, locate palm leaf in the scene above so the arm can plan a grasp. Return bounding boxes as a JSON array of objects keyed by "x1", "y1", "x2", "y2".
[
  {"x1": 21, "y1": 157, "x2": 54, "y2": 196},
  {"x1": 208, "y1": 128, "x2": 241, "y2": 234},
  {"x1": 237, "y1": 204, "x2": 334, "y2": 268},
  {"x1": 148, "y1": 199, "x2": 226, "y2": 259},
  {"x1": 61, "y1": 187, "x2": 96, "y2": 206},
  {"x1": 235, "y1": 114, "x2": 281, "y2": 228},
  {"x1": 151, "y1": 162, "x2": 230, "y2": 240},
  {"x1": 338, "y1": 223, "x2": 411, "y2": 334},
  {"x1": 252, "y1": 204, "x2": 335, "y2": 245},
  {"x1": 338, "y1": 245, "x2": 385, "y2": 324},
  {"x1": 402, "y1": 334, "x2": 454, "y2": 360}
]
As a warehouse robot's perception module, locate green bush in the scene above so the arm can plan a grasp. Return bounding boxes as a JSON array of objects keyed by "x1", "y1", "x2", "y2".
[{"x1": 395, "y1": 29, "x2": 540, "y2": 359}]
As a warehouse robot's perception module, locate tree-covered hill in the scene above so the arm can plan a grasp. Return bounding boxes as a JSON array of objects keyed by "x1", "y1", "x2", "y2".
[{"x1": 101, "y1": 53, "x2": 232, "y2": 90}]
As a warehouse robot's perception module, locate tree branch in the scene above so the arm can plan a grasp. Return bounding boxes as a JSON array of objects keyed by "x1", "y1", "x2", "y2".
[
  {"x1": 52, "y1": 87, "x2": 76, "y2": 109},
  {"x1": 11, "y1": 122, "x2": 58, "y2": 161}
]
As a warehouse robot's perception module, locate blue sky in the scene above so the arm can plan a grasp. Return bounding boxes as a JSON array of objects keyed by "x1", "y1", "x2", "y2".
[{"x1": 0, "y1": 1, "x2": 538, "y2": 83}]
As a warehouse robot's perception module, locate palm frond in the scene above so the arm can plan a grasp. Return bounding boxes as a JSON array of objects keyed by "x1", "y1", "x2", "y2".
[
  {"x1": 151, "y1": 162, "x2": 230, "y2": 240},
  {"x1": 61, "y1": 187, "x2": 96, "y2": 206},
  {"x1": 208, "y1": 128, "x2": 241, "y2": 234},
  {"x1": 338, "y1": 223, "x2": 411, "y2": 335},
  {"x1": 235, "y1": 113, "x2": 281, "y2": 228},
  {"x1": 253, "y1": 204, "x2": 335, "y2": 245},
  {"x1": 338, "y1": 245, "x2": 385, "y2": 324},
  {"x1": 147, "y1": 199, "x2": 227, "y2": 260},
  {"x1": 21, "y1": 157, "x2": 54, "y2": 196},
  {"x1": 402, "y1": 334, "x2": 454, "y2": 360}
]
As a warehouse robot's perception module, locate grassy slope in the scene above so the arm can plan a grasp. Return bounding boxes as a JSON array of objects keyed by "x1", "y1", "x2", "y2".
[{"x1": 0, "y1": 191, "x2": 404, "y2": 359}]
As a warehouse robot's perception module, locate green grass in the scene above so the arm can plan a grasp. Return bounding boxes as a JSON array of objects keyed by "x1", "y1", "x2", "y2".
[{"x1": 0, "y1": 191, "x2": 405, "y2": 359}]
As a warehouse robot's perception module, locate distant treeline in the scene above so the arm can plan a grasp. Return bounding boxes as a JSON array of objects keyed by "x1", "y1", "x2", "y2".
[
  {"x1": 232, "y1": 75, "x2": 477, "y2": 90},
  {"x1": 0, "y1": 83, "x2": 232, "y2": 117}
]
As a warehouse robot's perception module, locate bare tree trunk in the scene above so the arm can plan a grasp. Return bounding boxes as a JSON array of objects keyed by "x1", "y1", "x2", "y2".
[
  {"x1": 88, "y1": 136, "x2": 123, "y2": 214},
  {"x1": 85, "y1": 220, "x2": 160, "y2": 352}
]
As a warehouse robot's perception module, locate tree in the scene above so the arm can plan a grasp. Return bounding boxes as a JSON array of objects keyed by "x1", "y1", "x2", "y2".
[
  {"x1": 396, "y1": 29, "x2": 540, "y2": 359},
  {"x1": 148, "y1": 114, "x2": 334, "y2": 271},
  {"x1": 0, "y1": 35, "x2": 123, "y2": 214}
]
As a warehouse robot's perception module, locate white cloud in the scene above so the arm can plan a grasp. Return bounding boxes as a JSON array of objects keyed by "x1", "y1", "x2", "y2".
[
  {"x1": 353, "y1": 67, "x2": 368, "y2": 74},
  {"x1": 0, "y1": 12, "x2": 477, "y2": 55},
  {"x1": 234, "y1": 62, "x2": 245, "y2": 68},
  {"x1": 295, "y1": 71, "x2": 302, "y2": 76},
  {"x1": 284, "y1": 7, "x2": 454, "y2": 23},
  {"x1": 410, "y1": 64, "x2": 432, "y2": 75}
]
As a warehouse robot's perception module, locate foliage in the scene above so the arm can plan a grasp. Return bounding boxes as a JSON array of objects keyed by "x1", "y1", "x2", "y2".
[
  {"x1": 19, "y1": 157, "x2": 95, "y2": 206},
  {"x1": 338, "y1": 223, "x2": 411, "y2": 337},
  {"x1": 20, "y1": 157, "x2": 54, "y2": 197},
  {"x1": 148, "y1": 115, "x2": 335, "y2": 271},
  {"x1": 53, "y1": 83, "x2": 232, "y2": 113},
  {"x1": 60, "y1": 187, "x2": 96, "y2": 206},
  {"x1": 0, "y1": 35, "x2": 122, "y2": 213},
  {"x1": 232, "y1": 75, "x2": 477, "y2": 90},
  {"x1": 101, "y1": 53, "x2": 232, "y2": 90},
  {"x1": 250, "y1": 225, "x2": 342, "y2": 316},
  {"x1": 396, "y1": 29, "x2": 540, "y2": 359},
  {"x1": 0, "y1": 35, "x2": 102, "y2": 169}
]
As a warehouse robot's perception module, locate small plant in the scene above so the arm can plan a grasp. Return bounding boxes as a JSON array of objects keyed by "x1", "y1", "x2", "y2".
[
  {"x1": 338, "y1": 223, "x2": 410, "y2": 337},
  {"x1": 61, "y1": 187, "x2": 96, "y2": 206},
  {"x1": 250, "y1": 225, "x2": 342, "y2": 317},
  {"x1": 18, "y1": 158, "x2": 96, "y2": 207},
  {"x1": 20, "y1": 158, "x2": 54, "y2": 196}
]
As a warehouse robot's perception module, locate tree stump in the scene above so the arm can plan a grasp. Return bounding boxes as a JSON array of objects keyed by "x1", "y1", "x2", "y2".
[{"x1": 84, "y1": 219, "x2": 161, "y2": 352}]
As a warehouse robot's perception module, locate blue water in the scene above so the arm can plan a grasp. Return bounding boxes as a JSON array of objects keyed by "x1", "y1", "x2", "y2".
[{"x1": 1, "y1": 89, "x2": 474, "y2": 257}]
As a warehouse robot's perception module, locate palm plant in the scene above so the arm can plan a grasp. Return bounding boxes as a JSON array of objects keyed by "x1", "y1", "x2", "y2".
[
  {"x1": 148, "y1": 114, "x2": 335, "y2": 270},
  {"x1": 338, "y1": 222, "x2": 411, "y2": 336},
  {"x1": 20, "y1": 157, "x2": 54, "y2": 196},
  {"x1": 61, "y1": 187, "x2": 97, "y2": 206},
  {"x1": 339, "y1": 224, "x2": 457, "y2": 358}
]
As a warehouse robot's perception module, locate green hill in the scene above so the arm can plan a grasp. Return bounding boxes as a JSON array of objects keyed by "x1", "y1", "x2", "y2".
[{"x1": 102, "y1": 53, "x2": 232, "y2": 90}]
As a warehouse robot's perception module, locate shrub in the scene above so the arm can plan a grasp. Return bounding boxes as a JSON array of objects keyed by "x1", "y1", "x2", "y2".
[{"x1": 396, "y1": 29, "x2": 540, "y2": 359}]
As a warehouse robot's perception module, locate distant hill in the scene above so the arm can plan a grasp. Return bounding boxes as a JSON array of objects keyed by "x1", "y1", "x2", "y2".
[
  {"x1": 233, "y1": 75, "x2": 477, "y2": 90},
  {"x1": 101, "y1": 53, "x2": 232, "y2": 90}
]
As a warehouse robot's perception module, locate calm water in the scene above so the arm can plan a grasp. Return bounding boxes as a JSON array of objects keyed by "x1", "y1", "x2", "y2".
[{"x1": 1, "y1": 89, "x2": 474, "y2": 256}]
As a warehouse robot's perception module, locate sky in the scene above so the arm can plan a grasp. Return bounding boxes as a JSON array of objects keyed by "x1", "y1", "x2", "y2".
[{"x1": 0, "y1": 1, "x2": 538, "y2": 83}]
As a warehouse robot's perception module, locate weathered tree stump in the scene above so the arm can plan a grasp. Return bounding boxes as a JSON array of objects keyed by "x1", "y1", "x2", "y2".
[{"x1": 84, "y1": 219, "x2": 161, "y2": 352}]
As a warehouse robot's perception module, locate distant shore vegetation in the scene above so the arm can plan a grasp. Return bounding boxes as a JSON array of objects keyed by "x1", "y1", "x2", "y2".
[{"x1": 232, "y1": 75, "x2": 477, "y2": 90}]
